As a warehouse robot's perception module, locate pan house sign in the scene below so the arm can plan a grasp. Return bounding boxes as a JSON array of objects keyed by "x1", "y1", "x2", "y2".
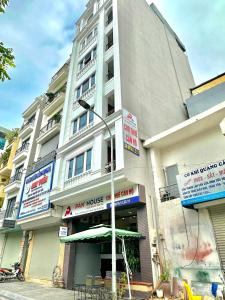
[
  {"x1": 18, "y1": 161, "x2": 54, "y2": 219},
  {"x1": 177, "y1": 159, "x2": 225, "y2": 207},
  {"x1": 63, "y1": 186, "x2": 141, "y2": 219},
  {"x1": 123, "y1": 109, "x2": 140, "y2": 156}
]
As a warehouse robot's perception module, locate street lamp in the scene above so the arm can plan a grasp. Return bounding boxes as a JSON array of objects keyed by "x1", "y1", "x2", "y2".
[{"x1": 78, "y1": 99, "x2": 117, "y2": 299}]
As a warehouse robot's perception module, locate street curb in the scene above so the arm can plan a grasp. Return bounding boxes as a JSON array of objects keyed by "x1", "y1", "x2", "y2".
[{"x1": 0, "y1": 290, "x2": 34, "y2": 300}]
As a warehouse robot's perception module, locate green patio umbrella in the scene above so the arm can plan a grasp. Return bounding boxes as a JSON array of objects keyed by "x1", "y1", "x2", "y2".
[{"x1": 60, "y1": 224, "x2": 142, "y2": 243}]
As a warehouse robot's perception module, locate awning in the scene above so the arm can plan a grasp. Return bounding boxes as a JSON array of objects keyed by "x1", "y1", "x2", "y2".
[{"x1": 60, "y1": 225, "x2": 142, "y2": 243}]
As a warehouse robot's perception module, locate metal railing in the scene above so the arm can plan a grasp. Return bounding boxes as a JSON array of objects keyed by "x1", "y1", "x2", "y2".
[
  {"x1": 20, "y1": 119, "x2": 35, "y2": 131},
  {"x1": 15, "y1": 143, "x2": 29, "y2": 156},
  {"x1": 9, "y1": 172, "x2": 22, "y2": 184},
  {"x1": 39, "y1": 116, "x2": 61, "y2": 136},
  {"x1": 26, "y1": 150, "x2": 56, "y2": 176},
  {"x1": 45, "y1": 92, "x2": 65, "y2": 108},
  {"x1": 105, "y1": 160, "x2": 116, "y2": 173},
  {"x1": 106, "y1": 71, "x2": 114, "y2": 81},
  {"x1": 159, "y1": 183, "x2": 180, "y2": 202}
]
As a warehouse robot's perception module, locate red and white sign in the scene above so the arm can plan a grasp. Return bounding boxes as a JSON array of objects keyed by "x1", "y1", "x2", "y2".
[
  {"x1": 123, "y1": 109, "x2": 140, "y2": 156},
  {"x1": 62, "y1": 186, "x2": 139, "y2": 219}
]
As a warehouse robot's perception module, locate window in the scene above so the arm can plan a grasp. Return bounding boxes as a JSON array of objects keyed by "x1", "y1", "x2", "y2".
[
  {"x1": 81, "y1": 40, "x2": 85, "y2": 50},
  {"x1": 106, "y1": 8, "x2": 113, "y2": 25},
  {"x1": 93, "y1": 47, "x2": 97, "y2": 59},
  {"x1": 67, "y1": 149, "x2": 93, "y2": 179},
  {"x1": 87, "y1": 32, "x2": 93, "y2": 43},
  {"x1": 91, "y1": 73, "x2": 96, "y2": 86},
  {"x1": 79, "y1": 112, "x2": 88, "y2": 130},
  {"x1": 94, "y1": 27, "x2": 98, "y2": 36},
  {"x1": 5, "y1": 197, "x2": 16, "y2": 219},
  {"x1": 84, "y1": 52, "x2": 92, "y2": 65},
  {"x1": 82, "y1": 79, "x2": 90, "y2": 94},
  {"x1": 68, "y1": 159, "x2": 74, "y2": 179},
  {"x1": 89, "y1": 110, "x2": 94, "y2": 123},
  {"x1": 86, "y1": 149, "x2": 92, "y2": 170},
  {"x1": 75, "y1": 153, "x2": 84, "y2": 176},
  {"x1": 77, "y1": 86, "x2": 81, "y2": 99},
  {"x1": 73, "y1": 119, "x2": 78, "y2": 135}
]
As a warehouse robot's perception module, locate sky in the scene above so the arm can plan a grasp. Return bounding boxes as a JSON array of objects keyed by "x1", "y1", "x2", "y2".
[{"x1": 0, "y1": 0, "x2": 225, "y2": 130}]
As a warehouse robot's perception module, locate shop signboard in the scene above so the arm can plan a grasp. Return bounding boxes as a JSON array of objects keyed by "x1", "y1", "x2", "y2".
[
  {"x1": 63, "y1": 186, "x2": 141, "y2": 219},
  {"x1": 177, "y1": 159, "x2": 225, "y2": 207},
  {"x1": 59, "y1": 226, "x2": 68, "y2": 237},
  {"x1": 122, "y1": 109, "x2": 140, "y2": 156},
  {"x1": 18, "y1": 161, "x2": 54, "y2": 219}
]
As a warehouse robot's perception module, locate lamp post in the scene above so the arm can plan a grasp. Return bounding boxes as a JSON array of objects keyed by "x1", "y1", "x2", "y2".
[{"x1": 78, "y1": 99, "x2": 117, "y2": 299}]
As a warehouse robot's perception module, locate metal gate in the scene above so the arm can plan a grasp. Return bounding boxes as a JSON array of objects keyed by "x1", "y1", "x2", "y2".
[{"x1": 209, "y1": 204, "x2": 225, "y2": 272}]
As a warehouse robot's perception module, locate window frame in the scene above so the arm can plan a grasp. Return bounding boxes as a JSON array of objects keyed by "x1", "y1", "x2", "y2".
[{"x1": 67, "y1": 148, "x2": 93, "y2": 179}]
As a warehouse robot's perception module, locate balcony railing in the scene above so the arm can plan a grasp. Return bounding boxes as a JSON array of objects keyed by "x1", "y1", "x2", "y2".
[
  {"x1": 39, "y1": 117, "x2": 61, "y2": 137},
  {"x1": 106, "y1": 42, "x2": 113, "y2": 51},
  {"x1": 15, "y1": 143, "x2": 29, "y2": 156},
  {"x1": 73, "y1": 85, "x2": 96, "y2": 110},
  {"x1": 106, "y1": 71, "x2": 114, "y2": 81},
  {"x1": 79, "y1": 34, "x2": 97, "y2": 56},
  {"x1": 51, "y1": 60, "x2": 70, "y2": 83},
  {"x1": 159, "y1": 183, "x2": 180, "y2": 202},
  {"x1": 20, "y1": 119, "x2": 35, "y2": 131},
  {"x1": 45, "y1": 92, "x2": 65, "y2": 108},
  {"x1": 105, "y1": 160, "x2": 116, "y2": 173},
  {"x1": 9, "y1": 172, "x2": 22, "y2": 184},
  {"x1": 106, "y1": 16, "x2": 113, "y2": 26},
  {"x1": 26, "y1": 150, "x2": 56, "y2": 176},
  {"x1": 77, "y1": 58, "x2": 96, "y2": 79}
]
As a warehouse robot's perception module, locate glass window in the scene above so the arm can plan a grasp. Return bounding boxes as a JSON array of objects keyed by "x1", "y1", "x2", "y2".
[
  {"x1": 84, "y1": 52, "x2": 92, "y2": 65},
  {"x1": 89, "y1": 109, "x2": 94, "y2": 124},
  {"x1": 5, "y1": 197, "x2": 16, "y2": 219},
  {"x1": 75, "y1": 153, "x2": 84, "y2": 175},
  {"x1": 86, "y1": 32, "x2": 93, "y2": 43},
  {"x1": 91, "y1": 73, "x2": 96, "y2": 87},
  {"x1": 79, "y1": 112, "x2": 87, "y2": 130},
  {"x1": 68, "y1": 159, "x2": 74, "y2": 179},
  {"x1": 72, "y1": 119, "x2": 78, "y2": 135},
  {"x1": 82, "y1": 79, "x2": 90, "y2": 94},
  {"x1": 76, "y1": 86, "x2": 81, "y2": 99},
  {"x1": 93, "y1": 47, "x2": 97, "y2": 59},
  {"x1": 86, "y1": 149, "x2": 92, "y2": 171}
]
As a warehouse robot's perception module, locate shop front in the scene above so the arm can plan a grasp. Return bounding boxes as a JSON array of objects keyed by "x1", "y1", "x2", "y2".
[
  {"x1": 62, "y1": 185, "x2": 152, "y2": 289},
  {"x1": 17, "y1": 160, "x2": 64, "y2": 285}
]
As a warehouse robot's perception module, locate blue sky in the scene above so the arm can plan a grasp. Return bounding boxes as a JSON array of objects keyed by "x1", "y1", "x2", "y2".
[{"x1": 0, "y1": 0, "x2": 225, "y2": 129}]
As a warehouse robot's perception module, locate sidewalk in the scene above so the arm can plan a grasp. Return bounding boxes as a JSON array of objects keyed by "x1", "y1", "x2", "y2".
[{"x1": 0, "y1": 281, "x2": 76, "y2": 300}]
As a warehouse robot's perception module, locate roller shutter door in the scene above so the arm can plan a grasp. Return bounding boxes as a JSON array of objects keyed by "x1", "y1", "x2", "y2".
[
  {"x1": 209, "y1": 204, "x2": 225, "y2": 271},
  {"x1": 1, "y1": 231, "x2": 23, "y2": 268}
]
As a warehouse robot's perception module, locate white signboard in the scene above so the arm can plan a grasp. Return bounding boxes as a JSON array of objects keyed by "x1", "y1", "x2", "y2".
[
  {"x1": 18, "y1": 162, "x2": 54, "y2": 219},
  {"x1": 177, "y1": 159, "x2": 225, "y2": 206},
  {"x1": 63, "y1": 186, "x2": 140, "y2": 219},
  {"x1": 123, "y1": 109, "x2": 140, "y2": 156},
  {"x1": 59, "y1": 226, "x2": 68, "y2": 237}
]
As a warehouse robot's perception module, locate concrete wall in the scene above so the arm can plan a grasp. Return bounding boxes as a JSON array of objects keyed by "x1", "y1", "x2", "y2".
[
  {"x1": 117, "y1": 0, "x2": 194, "y2": 139},
  {"x1": 187, "y1": 82, "x2": 225, "y2": 118}
]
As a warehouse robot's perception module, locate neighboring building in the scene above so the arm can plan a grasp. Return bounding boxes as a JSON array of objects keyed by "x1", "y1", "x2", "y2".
[
  {"x1": 0, "y1": 126, "x2": 9, "y2": 154},
  {"x1": 46, "y1": 0, "x2": 194, "y2": 289},
  {"x1": 0, "y1": 97, "x2": 45, "y2": 269},
  {"x1": 16, "y1": 61, "x2": 69, "y2": 284},
  {"x1": 144, "y1": 79, "x2": 225, "y2": 288}
]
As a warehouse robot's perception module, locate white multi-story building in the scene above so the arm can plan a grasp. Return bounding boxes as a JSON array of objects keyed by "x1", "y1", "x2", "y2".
[{"x1": 48, "y1": 0, "x2": 194, "y2": 290}]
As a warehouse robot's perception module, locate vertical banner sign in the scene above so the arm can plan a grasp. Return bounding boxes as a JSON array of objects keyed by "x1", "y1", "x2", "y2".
[
  {"x1": 18, "y1": 161, "x2": 54, "y2": 219},
  {"x1": 123, "y1": 109, "x2": 140, "y2": 156}
]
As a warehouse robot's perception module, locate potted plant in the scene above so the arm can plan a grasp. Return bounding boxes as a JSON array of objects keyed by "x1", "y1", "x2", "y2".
[{"x1": 160, "y1": 262, "x2": 171, "y2": 297}]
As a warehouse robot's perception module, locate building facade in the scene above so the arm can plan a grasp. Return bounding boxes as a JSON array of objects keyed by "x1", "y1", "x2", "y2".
[
  {"x1": 144, "y1": 74, "x2": 225, "y2": 291},
  {"x1": 48, "y1": 0, "x2": 194, "y2": 289},
  {"x1": 16, "y1": 61, "x2": 69, "y2": 285}
]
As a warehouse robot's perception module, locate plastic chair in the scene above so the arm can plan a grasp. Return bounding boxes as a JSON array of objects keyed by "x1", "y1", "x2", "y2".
[{"x1": 182, "y1": 281, "x2": 202, "y2": 300}]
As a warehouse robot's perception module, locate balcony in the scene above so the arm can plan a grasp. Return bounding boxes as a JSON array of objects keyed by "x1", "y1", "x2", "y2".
[
  {"x1": 0, "y1": 208, "x2": 17, "y2": 229},
  {"x1": 64, "y1": 170, "x2": 92, "y2": 190},
  {"x1": 13, "y1": 143, "x2": 29, "y2": 164},
  {"x1": 5, "y1": 173, "x2": 22, "y2": 194},
  {"x1": 37, "y1": 118, "x2": 61, "y2": 145},
  {"x1": 77, "y1": 58, "x2": 96, "y2": 80},
  {"x1": 43, "y1": 92, "x2": 65, "y2": 116},
  {"x1": 48, "y1": 60, "x2": 69, "y2": 93},
  {"x1": 79, "y1": 34, "x2": 97, "y2": 56},
  {"x1": 19, "y1": 119, "x2": 35, "y2": 139},
  {"x1": 73, "y1": 85, "x2": 96, "y2": 110},
  {"x1": 26, "y1": 150, "x2": 56, "y2": 177},
  {"x1": 159, "y1": 184, "x2": 180, "y2": 202},
  {"x1": 0, "y1": 161, "x2": 11, "y2": 177}
]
